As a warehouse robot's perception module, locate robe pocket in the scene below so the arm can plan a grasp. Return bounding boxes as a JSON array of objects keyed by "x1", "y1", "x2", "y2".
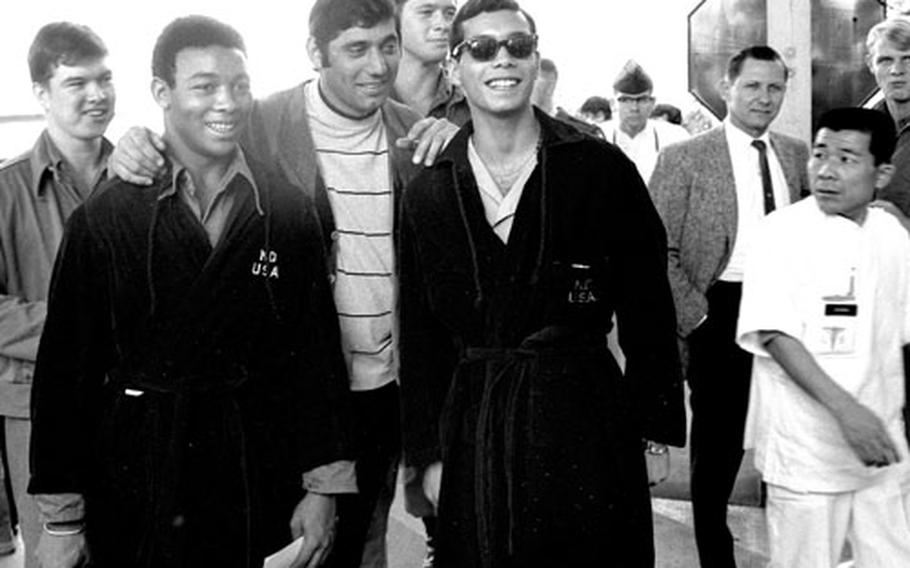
[{"x1": 548, "y1": 258, "x2": 612, "y2": 319}]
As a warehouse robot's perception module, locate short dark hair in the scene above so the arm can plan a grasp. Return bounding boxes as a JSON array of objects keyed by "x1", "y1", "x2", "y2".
[
  {"x1": 152, "y1": 15, "x2": 246, "y2": 87},
  {"x1": 652, "y1": 103, "x2": 682, "y2": 125},
  {"x1": 28, "y1": 22, "x2": 108, "y2": 85},
  {"x1": 310, "y1": 0, "x2": 398, "y2": 61},
  {"x1": 815, "y1": 107, "x2": 896, "y2": 166},
  {"x1": 580, "y1": 96, "x2": 611, "y2": 119},
  {"x1": 449, "y1": 0, "x2": 537, "y2": 55},
  {"x1": 726, "y1": 45, "x2": 788, "y2": 83}
]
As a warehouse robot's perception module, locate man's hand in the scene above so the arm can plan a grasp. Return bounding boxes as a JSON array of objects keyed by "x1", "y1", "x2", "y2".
[
  {"x1": 288, "y1": 492, "x2": 337, "y2": 568},
  {"x1": 763, "y1": 331, "x2": 902, "y2": 469},
  {"x1": 834, "y1": 398, "x2": 901, "y2": 467},
  {"x1": 35, "y1": 532, "x2": 88, "y2": 568},
  {"x1": 644, "y1": 442, "x2": 671, "y2": 486},
  {"x1": 395, "y1": 118, "x2": 459, "y2": 166},
  {"x1": 422, "y1": 461, "x2": 443, "y2": 512},
  {"x1": 109, "y1": 127, "x2": 167, "y2": 185}
]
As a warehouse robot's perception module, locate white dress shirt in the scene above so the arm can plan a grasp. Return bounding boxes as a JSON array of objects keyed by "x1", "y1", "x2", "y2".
[{"x1": 718, "y1": 118, "x2": 791, "y2": 282}]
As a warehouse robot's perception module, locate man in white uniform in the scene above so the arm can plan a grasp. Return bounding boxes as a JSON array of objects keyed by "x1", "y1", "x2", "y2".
[
  {"x1": 737, "y1": 107, "x2": 910, "y2": 567},
  {"x1": 599, "y1": 60, "x2": 688, "y2": 182}
]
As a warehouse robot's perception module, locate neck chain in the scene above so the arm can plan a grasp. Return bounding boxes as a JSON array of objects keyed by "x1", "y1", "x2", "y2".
[{"x1": 475, "y1": 130, "x2": 542, "y2": 193}]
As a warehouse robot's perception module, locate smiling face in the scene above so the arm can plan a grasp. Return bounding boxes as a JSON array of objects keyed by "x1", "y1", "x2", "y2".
[
  {"x1": 311, "y1": 18, "x2": 401, "y2": 118},
  {"x1": 35, "y1": 56, "x2": 115, "y2": 145},
  {"x1": 154, "y1": 45, "x2": 252, "y2": 167},
  {"x1": 400, "y1": 0, "x2": 456, "y2": 64},
  {"x1": 722, "y1": 57, "x2": 787, "y2": 138},
  {"x1": 809, "y1": 127, "x2": 893, "y2": 222},
  {"x1": 450, "y1": 9, "x2": 538, "y2": 120}
]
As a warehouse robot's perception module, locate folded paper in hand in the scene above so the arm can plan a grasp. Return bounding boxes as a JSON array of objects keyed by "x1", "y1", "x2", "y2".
[{"x1": 263, "y1": 536, "x2": 304, "y2": 568}]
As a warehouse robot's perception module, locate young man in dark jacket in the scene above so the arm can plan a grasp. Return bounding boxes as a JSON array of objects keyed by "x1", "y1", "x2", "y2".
[
  {"x1": 397, "y1": 1, "x2": 686, "y2": 566},
  {"x1": 104, "y1": 2, "x2": 459, "y2": 566},
  {"x1": 28, "y1": 16, "x2": 353, "y2": 568}
]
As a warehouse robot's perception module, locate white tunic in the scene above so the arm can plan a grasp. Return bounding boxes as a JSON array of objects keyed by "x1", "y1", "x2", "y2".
[{"x1": 737, "y1": 198, "x2": 910, "y2": 492}]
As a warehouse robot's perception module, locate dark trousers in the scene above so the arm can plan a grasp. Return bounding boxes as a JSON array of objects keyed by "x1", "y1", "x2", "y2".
[
  {"x1": 687, "y1": 282, "x2": 752, "y2": 568},
  {"x1": 325, "y1": 382, "x2": 401, "y2": 568}
]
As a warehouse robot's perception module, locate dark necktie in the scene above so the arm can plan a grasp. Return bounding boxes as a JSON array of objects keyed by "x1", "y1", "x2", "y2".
[{"x1": 751, "y1": 139, "x2": 775, "y2": 214}]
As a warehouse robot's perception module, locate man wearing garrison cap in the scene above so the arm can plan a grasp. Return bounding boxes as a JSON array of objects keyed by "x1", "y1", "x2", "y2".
[{"x1": 600, "y1": 59, "x2": 688, "y2": 182}]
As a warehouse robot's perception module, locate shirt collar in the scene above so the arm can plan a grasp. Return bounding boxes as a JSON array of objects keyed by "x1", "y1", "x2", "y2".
[
  {"x1": 809, "y1": 194, "x2": 869, "y2": 227},
  {"x1": 29, "y1": 129, "x2": 113, "y2": 197},
  {"x1": 389, "y1": 68, "x2": 466, "y2": 118},
  {"x1": 609, "y1": 119, "x2": 654, "y2": 142},
  {"x1": 723, "y1": 116, "x2": 771, "y2": 149},
  {"x1": 158, "y1": 147, "x2": 264, "y2": 216},
  {"x1": 874, "y1": 98, "x2": 910, "y2": 134}
]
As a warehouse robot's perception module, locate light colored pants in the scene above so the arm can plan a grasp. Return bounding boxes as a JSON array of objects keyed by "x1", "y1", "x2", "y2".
[
  {"x1": 766, "y1": 478, "x2": 910, "y2": 568},
  {"x1": 3, "y1": 417, "x2": 39, "y2": 568}
]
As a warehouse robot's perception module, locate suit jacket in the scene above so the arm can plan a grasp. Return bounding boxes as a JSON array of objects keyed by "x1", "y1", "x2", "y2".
[
  {"x1": 648, "y1": 125, "x2": 809, "y2": 337},
  {"x1": 243, "y1": 79, "x2": 422, "y2": 260}
]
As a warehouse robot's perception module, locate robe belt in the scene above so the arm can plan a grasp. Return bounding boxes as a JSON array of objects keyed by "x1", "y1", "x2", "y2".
[
  {"x1": 461, "y1": 326, "x2": 607, "y2": 568},
  {"x1": 106, "y1": 365, "x2": 249, "y2": 396},
  {"x1": 104, "y1": 366, "x2": 252, "y2": 568}
]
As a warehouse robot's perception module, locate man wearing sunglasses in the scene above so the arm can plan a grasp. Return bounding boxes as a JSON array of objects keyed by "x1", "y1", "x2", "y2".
[
  {"x1": 397, "y1": 0, "x2": 686, "y2": 566},
  {"x1": 600, "y1": 60, "x2": 689, "y2": 183}
]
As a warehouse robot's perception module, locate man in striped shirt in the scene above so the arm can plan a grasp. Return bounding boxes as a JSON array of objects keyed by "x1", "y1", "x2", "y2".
[{"x1": 243, "y1": 2, "x2": 459, "y2": 562}]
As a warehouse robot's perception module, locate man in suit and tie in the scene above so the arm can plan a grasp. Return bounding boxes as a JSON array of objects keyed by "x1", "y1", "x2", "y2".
[{"x1": 649, "y1": 45, "x2": 809, "y2": 568}]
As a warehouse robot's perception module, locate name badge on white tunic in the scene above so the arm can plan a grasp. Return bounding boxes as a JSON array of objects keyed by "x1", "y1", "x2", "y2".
[
  {"x1": 810, "y1": 302, "x2": 858, "y2": 355},
  {"x1": 810, "y1": 264, "x2": 858, "y2": 355}
]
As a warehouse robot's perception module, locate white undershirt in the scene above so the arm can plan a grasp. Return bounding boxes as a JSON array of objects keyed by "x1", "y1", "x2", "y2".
[
  {"x1": 467, "y1": 137, "x2": 538, "y2": 243},
  {"x1": 600, "y1": 119, "x2": 689, "y2": 183}
]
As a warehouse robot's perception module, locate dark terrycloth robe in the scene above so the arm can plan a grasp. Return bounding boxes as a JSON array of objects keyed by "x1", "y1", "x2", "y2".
[
  {"x1": 28, "y1": 158, "x2": 352, "y2": 568},
  {"x1": 398, "y1": 111, "x2": 686, "y2": 568}
]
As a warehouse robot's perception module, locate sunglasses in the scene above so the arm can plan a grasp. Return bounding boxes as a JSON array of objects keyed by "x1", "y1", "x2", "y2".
[{"x1": 451, "y1": 33, "x2": 538, "y2": 62}]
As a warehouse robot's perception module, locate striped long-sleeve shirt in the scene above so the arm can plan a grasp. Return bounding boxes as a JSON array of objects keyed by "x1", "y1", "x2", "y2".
[{"x1": 306, "y1": 82, "x2": 396, "y2": 392}]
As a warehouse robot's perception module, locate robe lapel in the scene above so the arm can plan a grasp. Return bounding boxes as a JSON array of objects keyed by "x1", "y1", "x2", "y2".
[{"x1": 149, "y1": 183, "x2": 266, "y2": 356}]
